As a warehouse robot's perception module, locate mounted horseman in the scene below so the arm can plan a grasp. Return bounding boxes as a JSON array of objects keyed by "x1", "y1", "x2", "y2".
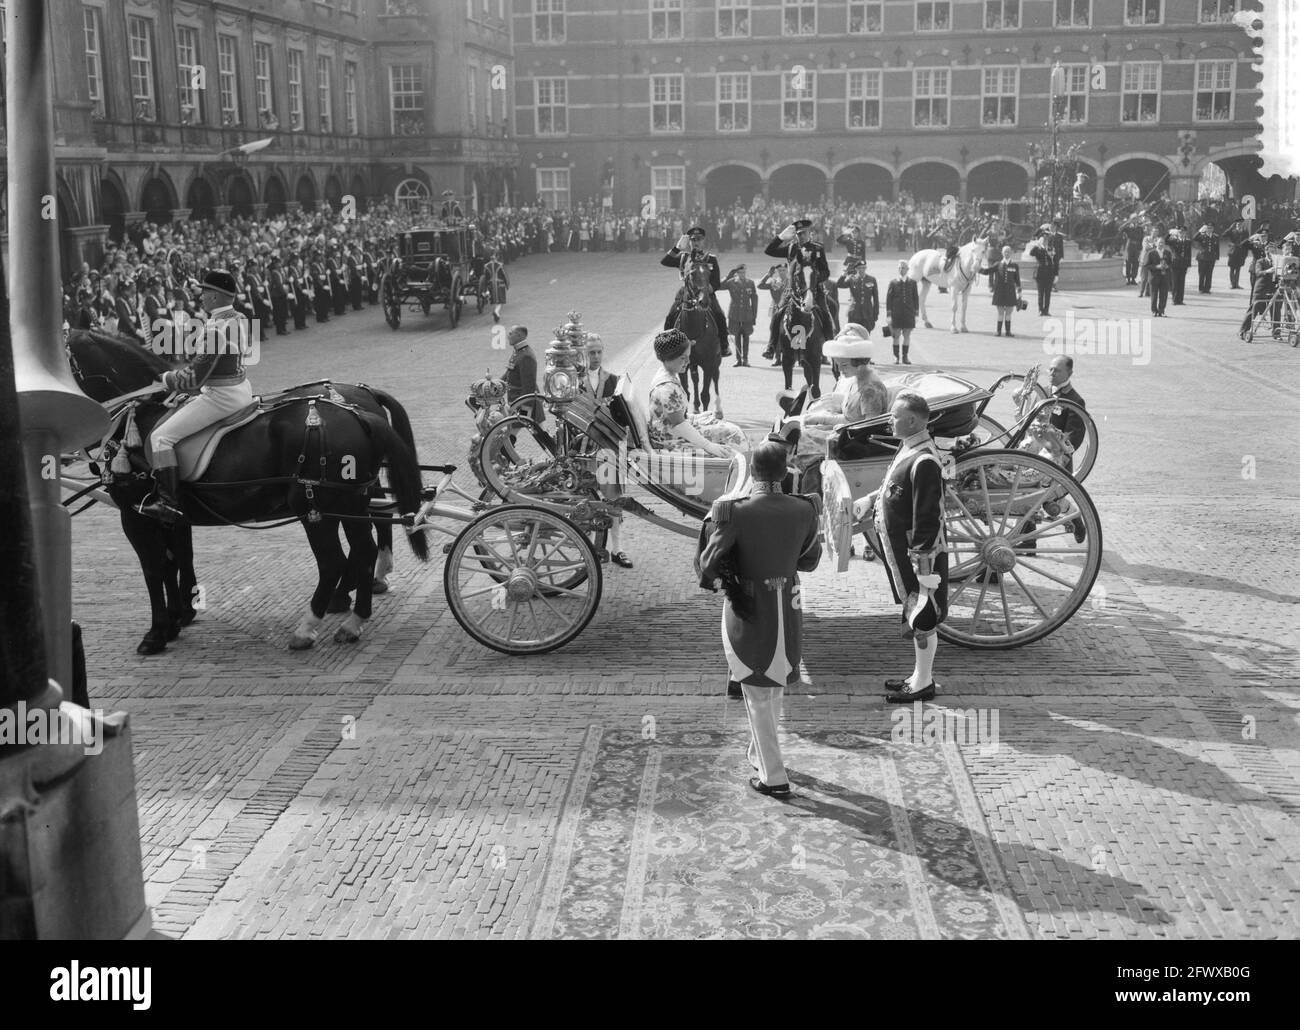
[
  {"x1": 765, "y1": 217, "x2": 833, "y2": 399},
  {"x1": 662, "y1": 224, "x2": 731, "y2": 357}
]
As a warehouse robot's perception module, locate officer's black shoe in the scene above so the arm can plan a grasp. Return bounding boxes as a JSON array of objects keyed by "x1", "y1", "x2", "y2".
[
  {"x1": 137, "y1": 467, "x2": 184, "y2": 523},
  {"x1": 885, "y1": 682, "x2": 937, "y2": 704},
  {"x1": 727, "y1": 680, "x2": 743, "y2": 700},
  {"x1": 749, "y1": 777, "x2": 791, "y2": 798}
]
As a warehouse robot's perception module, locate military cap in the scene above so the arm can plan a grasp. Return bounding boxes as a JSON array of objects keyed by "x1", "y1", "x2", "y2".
[{"x1": 201, "y1": 269, "x2": 239, "y2": 296}]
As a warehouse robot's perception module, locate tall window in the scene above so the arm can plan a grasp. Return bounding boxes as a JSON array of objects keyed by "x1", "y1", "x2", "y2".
[
  {"x1": 916, "y1": 1, "x2": 951, "y2": 31},
  {"x1": 981, "y1": 66, "x2": 1018, "y2": 125},
  {"x1": 652, "y1": 166, "x2": 685, "y2": 212},
  {"x1": 848, "y1": 1, "x2": 883, "y2": 33},
  {"x1": 1198, "y1": 0, "x2": 1236, "y2": 22},
  {"x1": 650, "y1": 0, "x2": 683, "y2": 40},
  {"x1": 317, "y1": 55, "x2": 333, "y2": 133},
  {"x1": 83, "y1": 7, "x2": 105, "y2": 117},
  {"x1": 467, "y1": 65, "x2": 478, "y2": 129},
  {"x1": 254, "y1": 42, "x2": 274, "y2": 120},
  {"x1": 846, "y1": 69, "x2": 881, "y2": 129},
  {"x1": 127, "y1": 15, "x2": 157, "y2": 120},
  {"x1": 534, "y1": 77, "x2": 567, "y2": 135},
  {"x1": 1121, "y1": 61, "x2": 1160, "y2": 123},
  {"x1": 537, "y1": 167, "x2": 570, "y2": 208},
  {"x1": 1124, "y1": 0, "x2": 1161, "y2": 25},
  {"x1": 782, "y1": 70, "x2": 816, "y2": 130},
  {"x1": 913, "y1": 68, "x2": 949, "y2": 127},
  {"x1": 344, "y1": 60, "x2": 359, "y2": 134},
  {"x1": 984, "y1": 0, "x2": 1019, "y2": 29},
  {"x1": 1060, "y1": 63, "x2": 1089, "y2": 123},
  {"x1": 717, "y1": 0, "x2": 750, "y2": 38},
  {"x1": 534, "y1": 0, "x2": 565, "y2": 43},
  {"x1": 389, "y1": 64, "x2": 424, "y2": 134},
  {"x1": 218, "y1": 35, "x2": 240, "y2": 124},
  {"x1": 716, "y1": 72, "x2": 750, "y2": 132},
  {"x1": 288, "y1": 49, "x2": 304, "y2": 129},
  {"x1": 1055, "y1": 0, "x2": 1090, "y2": 26},
  {"x1": 176, "y1": 26, "x2": 201, "y2": 122},
  {"x1": 783, "y1": 0, "x2": 816, "y2": 35},
  {"x1": 650, "y1": 74, "x2": 684, "y2": 132},
  {"x1": 1195, "y1": 59, "x2": 1234, "y2": 121}
]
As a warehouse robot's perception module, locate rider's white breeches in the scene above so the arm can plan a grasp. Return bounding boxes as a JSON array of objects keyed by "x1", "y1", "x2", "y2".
[{"x1": 150, "y1": 381, "x2": 254, "y2": 467}]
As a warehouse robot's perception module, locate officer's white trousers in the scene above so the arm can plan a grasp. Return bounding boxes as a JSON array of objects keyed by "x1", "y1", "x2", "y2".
[{"x1": 742, "y1": 684, "x2": 787, "y2": 788}]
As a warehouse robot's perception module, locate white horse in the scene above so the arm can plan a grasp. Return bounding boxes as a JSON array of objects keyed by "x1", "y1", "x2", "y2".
[{"x1": 907, "y1": 237, "x2": 990, "y2": 333}]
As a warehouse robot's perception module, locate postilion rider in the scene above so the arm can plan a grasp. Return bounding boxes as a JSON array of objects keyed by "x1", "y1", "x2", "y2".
[
  {"x1": 139, "y1": 270, "x2": 255, "y2": 522},
  {"x1": 853, "y1": 391, "x2": 949, "y2": 704},
  {"x1": 695, "y1": 440, "x2": 823, "y2": 797},
  {"x1": 661, "y1": 224, "x2": 731, "y2": 357}
]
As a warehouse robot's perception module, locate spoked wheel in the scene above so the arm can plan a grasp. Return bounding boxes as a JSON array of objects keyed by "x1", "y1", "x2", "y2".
[
  {"x1": 447, "y1": 278, "x2": 463, "y2": 328},
  {"x1": 473, "y1": 486, "x2": 591, "y2": 594},
  {"x1": 1003, "y1": 398, "x2": 1099, "y2": 484},
  {"x1": 940, "y1": 449, "x2": 1102, "y2": 649},
  {"x1": 980, "y1": 373, "x2": 1048, "y2": 432},
  {"x1": 445, "y1": 505, "x2": 602, "y2": 655},
  {"x1": 381, "y1": 273, "x2": 401, "y2": 329},
  {"x1": 956, "y1": 413, "x2": 1008, "y2": 449},
  {"x1": 476, "y1": 414, "x2": 580, "y2": 504}
]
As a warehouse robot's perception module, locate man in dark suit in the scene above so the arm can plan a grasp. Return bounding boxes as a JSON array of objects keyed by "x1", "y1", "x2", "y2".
[
  {"x1": 1047, "y1": 355, "x2": 1088, "y2": 541},
  {"x1": 1146, "y1": 236, "x2": 1172, "y2": 316},
  {"x1": 884, "y1": 260, "x2": 919, "y2": 364},
  {"x1": 1193, "y1": 224, "x2": 1220, "y2": 293},
  {"x1": 1168, "y1": 228, "x2": 1193, "y2": 305},
  {"x1": 1029, "y1": 227, "x2": 1057, "y2": 316},
  {"x1": 662, "y1": 225, "x2": 730, "y2": 353}
]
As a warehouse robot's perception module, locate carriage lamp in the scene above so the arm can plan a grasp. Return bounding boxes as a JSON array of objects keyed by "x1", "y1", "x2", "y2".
[{"x1": 543, "y1": 334, "x2": 582, "y2": 404}]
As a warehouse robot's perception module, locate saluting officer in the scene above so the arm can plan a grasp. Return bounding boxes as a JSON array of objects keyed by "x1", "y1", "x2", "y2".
[
  {"x1": 1193, "y1": 223, "x2": 1221, "y2": 294},
  {"x1": 835, "y1": 256, "x2": 879, "y2": 334},
  {"x1": 835, "y1": 224, "x2": 867, "y2": 263},
  {"x1": 1168, "y1": 228, "x2": 1193, "y2": 305},
  {"x1": 854, "y1": 391, "x2": 949, "y2": 703},
  {"x1": 661, "y1": 224, "x2": 731, "y2": 355},
  {"x1": 764, "y1": 217, "x2": 834, "y2": 338},
  {"x1": 718, "y1": 263, "x2": 758, "y2": 367},
  {"x1": 695, "y1": 440, "x2": 823, "y2": 797}
]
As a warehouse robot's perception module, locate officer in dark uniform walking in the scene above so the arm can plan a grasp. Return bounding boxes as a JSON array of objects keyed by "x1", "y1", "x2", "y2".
[
  {"x1": 661, "y1": 225, "x2": 731, "y2": 355},
  {"x1": 695, "y1": 440, "x2": 823, "y2": 796},
  {"x1": 853, "y1": 391, "x2": 949, "y2": 703}
]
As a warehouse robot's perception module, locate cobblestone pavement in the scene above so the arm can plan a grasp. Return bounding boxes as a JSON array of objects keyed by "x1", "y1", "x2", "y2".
[{"x1": 70, "y1": 248, "x2": 1300, "y2": 938}]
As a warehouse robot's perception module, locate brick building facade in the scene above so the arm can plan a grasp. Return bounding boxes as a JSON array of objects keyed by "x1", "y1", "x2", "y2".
[{"x1": 511, "y1": 0, "x2": 1275, "y2": 215}]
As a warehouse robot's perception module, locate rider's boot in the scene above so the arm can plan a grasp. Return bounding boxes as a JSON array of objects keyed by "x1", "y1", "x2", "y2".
[{"x1": 137, "y1": 466, "x2": 185, "y2": 523}]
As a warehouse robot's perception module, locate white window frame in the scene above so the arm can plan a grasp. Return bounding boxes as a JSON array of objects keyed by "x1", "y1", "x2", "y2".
[
  {"x1": 1124, "y1": 0, "x2": 1162, "y2": 26},
  {"x1": 981, "y1": 66, "x2": 1018, "y2": 126},
  {"x1": 1060, "y1": 63, "x2": 1089, "y2": 124},
  {"x1": 652, "y1": 165, "x2": 686, "y2": 212},
  {"x1": 1198, "y1": 0, "x2": 1237, "y2": 23},
  {"x1": 916, "y1": 1, "x2": 952, "y2": 31},
  {"x1": 344, "y1": 60, "x2": 359, "y2": 134},
  {"x1": 984, "y1": 0, "x2": 1020, "y2": 30},
  {"x1": 254, "y1": 42, "x2": 274, "y2": 119},
  {"x1": 1194, "y1": 59, "x2": 1235, "y2": 122},
  {"x1": 127, "y1": 15, "x2": 157, "y2": 120},
  {"x1": 534, "y1": 0, "x2": 565, "y2": 44},
  {"x1": 218, "y1": 34, "x2": 240, "y2": 124},
  {"x1": 537, "y1": 167, "x2": 571, "y2": 209},
  {"x1": 913, "y1": 67, "x2": 949, "y2": 128},
  {"x1": 717, "y1": 0, "x2": 751, "y2": 38},
  {"x1": 650, "y1": 73, "x2": 684, "y2": 133},
  {"x1": 534, "y1": 77, "x2": 568, "y2": 135},
  {"x1": 650, "y1": 0, "x2": 683, "y2": 41},
  {"x1": 847, "y1": 1, "x2": 884, "y2": 34},
  {"x1": 782, "y1": 0, "x2": 817, "y2": 36},
  {"x1": 1054, "y1": 0, "x2": 1091, "y2": 26},
  {"x1": 782, "y1": 69, "x2": 816, "y2": 130},
  {"x1": 846, "y1": 69, "x2": 881, "y2": 130},
  {"x1": 1120, "y1": 60, "x2": 1161, "y2": 124},
  {"x1": 288, "y1": 48, "x2": 305, "y2": 129},
  {"x1": 716, "y1": 72, "x2": 750, "y2": 133},
  {"x1": 176, "y1": 25, "x2": 201, "y2": 121},
  {"x1": 317, "y1": 54, "x2": 333, "y2": 133},
  {"x1": 389, "y1": 63, "x2": 424, "y2": 135},
  {"x1": 84, "y1": 7, "x2": 105, "y2": 118}
]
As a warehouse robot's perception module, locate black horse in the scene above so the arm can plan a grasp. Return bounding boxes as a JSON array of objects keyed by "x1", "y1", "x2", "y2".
[
  {"x1": 67, "y1": 331, "x2": 429, "y2": 654},
  {"x1": 775, "y1": 290, "x2": 826, "y2": 400},
  {"x1": 673, "y1": 262, "x2": 724, "y2": 415}
]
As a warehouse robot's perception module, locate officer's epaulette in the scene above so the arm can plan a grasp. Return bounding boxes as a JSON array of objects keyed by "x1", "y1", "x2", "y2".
[
  {"x1": 710, "y1": 498, "x2": 738, "y2": 524},
  {"x1": 797, "y1": 491, "x2": 823, "y2": 515}
]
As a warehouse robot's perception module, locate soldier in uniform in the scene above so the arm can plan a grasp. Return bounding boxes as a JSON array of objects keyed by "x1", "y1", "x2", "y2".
[
  {"x1": 139, "y1": 270, "x2": 254, "y2": 523},
  {"x1": 718, "y1": 263, "x2": 758, "y2": 367},
  {"x1": 764, "y1": 217, "x2": 834, "y2": 339},
  {"x1": 1224, "y1": 218, "x2": 1248, "y2": 289},
  {"x1": 502, "y1": 324, "x2": 544, "y2": 424},
  {"x1": 757, "y1": 263, "x2": 788, "y2": 365},
  {"x1": 310, "y1": 246, "x2": 332, "y2": 323},
  {"x1": 835, "y1": 224, "x2": 867, "y2": 263},
  {"x1": 327, "y1": 243, "x2": 348, "y2": 316},
  {"x1": 1168, "y1": 228, "x2": 1193, "y2": 305},
  {"x1": 661, "y1": 225, "x2": 731, "y2": 355},
  {"x1": 835, "y1": 256, "x2": 879, "y2": 334},
  {"x1": 346, "y1": 243, "x2": 366, "y2": 311},
  {"x1": 1028, "y1": 227, "x2": 1057, "y2": 316},
  {"x1": 853, "y1": 391, "x2": 948, "y2": 703},
  {"x1": 288, "y1": 253, "x2": 311, "y2": 330},
  {"x1": 695, "y1": 440, "x2": 823, "y2": 795},
  {"x1": 267, "y1": 255, "x2": 291, "y2": 336},
  {"x1": 1146, "y1": 235, "x2": 1173, "y2": 316},
  {"x1": 1192, "y1": 223, "x2": 1220, "y2": 294},
  {"x1": 363, "y1": 241, "x2": 380, "y2": 305},
  {"x1": 979, "y1": 245, "x2": 1023, "y2": 337},
  {"x1": 1120, "y1": 217, "x2": 1145, "y2": 284}
]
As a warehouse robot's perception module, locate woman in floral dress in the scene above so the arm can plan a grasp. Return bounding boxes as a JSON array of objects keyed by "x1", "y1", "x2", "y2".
[{"x1": 647, "y1": 329, "x2": 748, "y2": 457}]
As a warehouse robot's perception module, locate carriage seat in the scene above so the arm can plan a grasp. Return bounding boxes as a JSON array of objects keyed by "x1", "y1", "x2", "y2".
[{"x1": 152, "y1": 402, "x2": 261, "y2": 482}]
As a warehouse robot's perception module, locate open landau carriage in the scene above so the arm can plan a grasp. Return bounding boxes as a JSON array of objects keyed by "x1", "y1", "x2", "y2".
[{"x1": 413, "y1": 311, "x2": 1102, "y2": 656}]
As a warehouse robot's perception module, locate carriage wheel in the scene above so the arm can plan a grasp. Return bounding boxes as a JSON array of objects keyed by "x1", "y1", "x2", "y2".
[
  {"x1": 1003, "y1": 398, "x2": 1099, "y2": 484},
  {"x1": 445, "y1": 505, "x2": 602, "y2": 655},
  {"x1": 381, "y1": 274, "x2": 401, "y2": 330},
  {"x1": 953, "y1": 413, "x2": 1007, "y2": 450},
  {"x1": 473, "y1": 485, "x2": 590, "y2": 594},
  {"x1": 939, "y1": 449, "x2": 1102, "y2": 649},
  {"x1": 447, "y1": 277, "x2": 463, "y2": 328},
  {"x1": 980, "y1": 373, "x2": 1048, "y2": 431},
  {"x1": 475, "y1": 414, "x2": 578, "y2": 503}
]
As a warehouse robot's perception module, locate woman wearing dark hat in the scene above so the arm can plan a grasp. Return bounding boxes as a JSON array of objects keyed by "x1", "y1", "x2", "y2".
[
  {"x1": 647, "y1": 329, "x2": 747, "y2": 456},
  {"x1": 138, "y1": 269, "x2": 255, "y2": 522}
]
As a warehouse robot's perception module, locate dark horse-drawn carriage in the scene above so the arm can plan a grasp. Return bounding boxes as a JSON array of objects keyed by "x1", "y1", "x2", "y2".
[{"x1": 380, "y1": 224, "x2": 474, "y2": 330}]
